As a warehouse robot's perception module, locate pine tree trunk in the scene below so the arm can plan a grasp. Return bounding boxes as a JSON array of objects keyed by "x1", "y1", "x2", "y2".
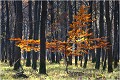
[
  {"x1": 32, "y1": 1, "x2": 41, "y2": 69},
  {"x1": 32, "y1": 1, "x2": 38, "y2": 70},
  {"x1": 55, "y1": 31, "x2": 59, "y2": 63},
  {"x1": 83, "y1": 54, "x2": 88, "y2": 68},
  {"x1": 51, "y1": 51, "x2": 55, "y2": 63},
  {"x1": 113, "y1": 1, "x2": 119, "y2": 68},
  {"x1": 1, "y1": 1, "x2": 5, "y2": 62},
  {"x1": 55, "y1": 1, "x2": 60, "y2": 64},
  {"x1": 50, "y1": 1, "x2": 55, "y2": 63},
  {"x1": 94, "y1": 1, "x2": 100, "y2": 70},
  {"x1": 74, "y1": 1, "x2": 78, "y2": 66},
  {"x1": 68, "y1": 1, "x2": 73, "y2": 65},
  {"x1": 14, "y1": 1, "x2": 23, "y2": 70},
  {"x1": 105, "y1": 1, "x2": 113, "y2": 73},
  {"x1": 117, "y1": 1, "x2": 119, "y2": 63},
  {"x1": 99, "y1": 1, "x2": 105, "y2": 67},
  {"x1": 103, "y1": 49, "x2": 107, "y2": 70},
  {"x1": 39, "y1": 1, "x2": 47, "y2": 74},
  {"x1": 4, "y1": 1, "x2": 7, "y2": 62},
  {"x1": 26, "y1": 1, "x2": 33, "y2": 67},
  {"x1": 5, "y1": 1, "x2": 12, "y2": 66}
]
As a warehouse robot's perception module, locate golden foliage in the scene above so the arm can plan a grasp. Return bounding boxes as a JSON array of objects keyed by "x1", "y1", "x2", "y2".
[
  {"x1": 9, "y1": 5, "x2": 110, "y2": 57},
  {"x1": 9, "y1": 38, "x2": 21, "y2": 41}
]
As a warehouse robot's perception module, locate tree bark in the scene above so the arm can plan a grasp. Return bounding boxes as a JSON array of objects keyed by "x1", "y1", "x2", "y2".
[
  {"x1": 118, "y1": 1, "x2": 119, "y2": 63},
  {"x1": 39, "y1": 1, "x2": 47, "y2": 74},
  {"x1": 32, "y1": 1, "x2": 40, "y2": 70},
  {"x1": 55, "y1": 1, "x2": 60, "y2": 64},
  {"x1": 68, "y1": 1, "x2": 73, "y2": 65},
  {"x1": 113, "y1": 1, "x2": 119, "y2": 68},
  {"x1": 5, "y1": 1, "x2": 12, "y2": 66},
  {"x1": 74, "y1": 1, "x2": 78, "y2": 66},
  {"x1": 26, "y1": 1, "x2": 33, "y2": 67},
  {"x1": 1, "y1": 1, "x2": 5, "y2": 62},
  {"x1": 105, "y1": 1, "x2": 113, "y2": 72},
  {"x1": 99, "y1": 1, "x2": 105, "y2": 66},
  {"x1": 103, "y1": 49, "x2": 107, "y2": 70},
  {"x1": 83, "y1": 54, "x2": 88, "y2": 68},
  {"x1": 14, "y1": 1, "x2": 23, "y2": 70},
  {"x1": 50, "y1": 1, "x2": 55, "y2": 63}
]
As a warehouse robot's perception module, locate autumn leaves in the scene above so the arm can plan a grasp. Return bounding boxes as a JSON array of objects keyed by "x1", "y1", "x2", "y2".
[{"x1": 9, "y1": 5, "x2": 110, "y2": 57}]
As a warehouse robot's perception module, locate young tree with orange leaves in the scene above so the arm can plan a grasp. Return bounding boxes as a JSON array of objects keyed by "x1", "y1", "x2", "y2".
[{"x1": 65, "y1": 4, "x2": 110, "y2": 71}]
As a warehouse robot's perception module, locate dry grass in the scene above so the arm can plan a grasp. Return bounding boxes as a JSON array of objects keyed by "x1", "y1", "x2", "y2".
[{"x1": 0, "y1": 60, "x2": 120, "y2": 80}]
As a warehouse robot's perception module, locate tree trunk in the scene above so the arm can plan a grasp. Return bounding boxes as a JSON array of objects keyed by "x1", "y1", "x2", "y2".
[
  {"x1": 84, "y1": 1, "x2": 93, "y2": 68},
  {"x1": 68, "y1": 1, "x2": 73, "y2": 65},
  {"x1": 50, "y1": 1, "x2": 55, "y2": 63},
  {"x1": 0, "y1": 1, "x2": 2, "y2": 60},
  {"x1": 94, "y1": 1, "x2": 100, "y2": 69},
  {"x1": 14, "y1": 1, "x2": 23, "y2": 70},
  {"x1": 39, "y1": 1, "x2": 47, "y2": 74},
  {"x1": 55, "y1": 32, "x2": 59, "y2": 63},
  {"x1": 5, "y1": 1, "x2": 12, "y2": 66},
  {"x1": 55, "y1": 1, "x2": 60, "y2": 64},
  {"x1": 32, "y1": 1, "x2": 38, "y2": 70},
  {"x1": 103, "y1": 49, "x2": 107, "y2": 70},
  {"x1": 74, "y1": 1, "x2": 78, "y2": 66},
  {"x1": 26, "y1": 1, "x2": 33, "y2": 67},
  {"x1": 32, "y1": 1, "x2": 41, "y2": 70},
  {"x1": 99, "y1": 1, "x2": 105, "y2": 67},
  {"x1": 95, "y1": 48, "x2": 101, "y2": 69},
  {"x1": 117, "y1": 1, "x2": 119, "y2": 63},
  {"x1": 1, "y1": 1, "x2": 5, "y2": 62},
  {"x1": 83, "y1": 54, "x2": 88, "y2": 68},
  {"x1": 105, "y1": 1, "x2": 113, "y2": 72},
  {"x1": 113, "y1": 1, "x2": 119, "y2": 68}
]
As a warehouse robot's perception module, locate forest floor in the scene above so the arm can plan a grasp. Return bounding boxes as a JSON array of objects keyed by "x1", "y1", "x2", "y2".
[{"x1": 0, "y1": 60, "x2": 120, "y2": 80}]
